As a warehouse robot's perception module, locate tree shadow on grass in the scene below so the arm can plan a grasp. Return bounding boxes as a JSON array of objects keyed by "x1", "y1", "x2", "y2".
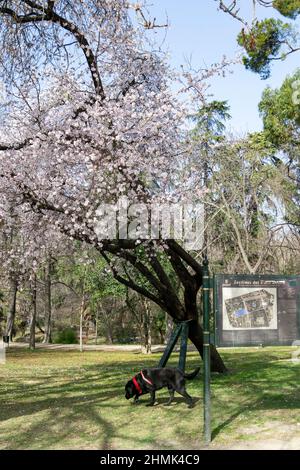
[
  {"x1": 134, "y1": 396, "x2": 201, "y2": 407},
  {"x1": 2, "y1": 348, "x2": 299, "y2": 447},
  {"x1": 0, "y1": 397, "x2": 182, "y2": 450},
  {"x1": 0, "y1": 359, "x2": 203, "y2": 450},
  {"x1": 211, "y1": 360, "x2": 300, "y2": 441}
]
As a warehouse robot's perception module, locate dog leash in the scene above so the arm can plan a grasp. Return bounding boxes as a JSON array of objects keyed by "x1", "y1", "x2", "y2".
[
  {"x1": 132, "y1": 370, "x2": 153, "y2": 395},
  {"x1": 140, "y1": 370, "x2": 153, "y2": 386}
]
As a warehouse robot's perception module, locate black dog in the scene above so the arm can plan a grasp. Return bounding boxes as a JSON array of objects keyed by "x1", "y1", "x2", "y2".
[{"x1": 125, "y1": 367, "x2": 200, "y2": 407}]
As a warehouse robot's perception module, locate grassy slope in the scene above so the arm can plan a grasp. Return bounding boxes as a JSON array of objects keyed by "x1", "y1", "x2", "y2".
[{"x1": 0, "y1": 347, "x2": 299, "y2": 450}]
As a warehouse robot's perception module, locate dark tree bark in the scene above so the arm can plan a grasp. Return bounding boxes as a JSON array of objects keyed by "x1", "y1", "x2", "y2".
[
  {"x1": 43, "y1": 259, "x2": 52, "y2": 344},
  {"x1": 142, "y1": 298, "x2": 152, "y2": 354},
  {"x1": 5, "y1": 277, "x2": 18, "y2": 341},
  {"x1": 98, "y1": 303, "x2": 114, "y2": 344},
  {"x1": 29, "y1": 274, "x2": 37, "y2": 349},
  {"x1": 188, "y1": 320, "x2": 227, "y2": 373},
  {"x1": 105, "y1": 320, "x2": 114, "y2": 345},
  {"x1": 125, "y1": 290, "x2": 151, "y2": 353}
]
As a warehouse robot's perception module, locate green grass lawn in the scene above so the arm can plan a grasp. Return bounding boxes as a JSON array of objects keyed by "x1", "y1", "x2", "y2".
[{"x1": 0, "y1": 346, "x2": 299, "y2": 450}]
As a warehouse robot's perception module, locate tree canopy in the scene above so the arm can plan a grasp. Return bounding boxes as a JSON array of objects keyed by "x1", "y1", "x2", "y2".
[{"x1": 216, "y1": 0, "x2": 300, "y2": 78}]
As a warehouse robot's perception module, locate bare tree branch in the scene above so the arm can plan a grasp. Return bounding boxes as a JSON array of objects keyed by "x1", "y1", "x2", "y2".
[{"x1": 0, "y1": 1, "x2": 105, "y2": 98}]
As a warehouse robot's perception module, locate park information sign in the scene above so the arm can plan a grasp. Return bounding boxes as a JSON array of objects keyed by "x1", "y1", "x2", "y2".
[{"x1": 214, "y1": 275, "x2": 300, "y2": 347}]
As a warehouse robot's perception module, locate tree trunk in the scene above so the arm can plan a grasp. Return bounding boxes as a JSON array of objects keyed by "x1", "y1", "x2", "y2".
[
  {"x1": 95, "y1": 311, "x2": 98, "y2": 345},
  {"x1": 43, "y1": 260, "x2": 52, "y2": 344},
  {"x1": 143, "y1": 299, "x2": 152, "y2": 354},
  {"x1": 100, "y1": 304, "x2": 113, "y2": 344},
  {"x1": 5, "y1": 277, "x2": 18, "y2": 341},
  {"x1": 106, "y1": 321, "x2": 113, "y2": 344},
  {"x1": 188, "y1": 320, "x2": 227, "y2": 373},
  {"x1": 29, "y1": 274, "x2": 37, "y2": 349},
  {"x1": 158, "y1": 328, "x2": 165, "y2": 345},
  {"x1": 79, "y1": 294, "x2": 87, "y2": 352},
  {"x1": 36, "y1": 321, "x2": 45, "y2": 334},
  {"x1": 164, "y1": 313, "x2": 173, "y2": 344},
  {"x1": 79, "y1": 310, "x2": 83, "y2": 352},
  {"x1": 85, "y1": 317, "x2": 90, "y2": 342}
]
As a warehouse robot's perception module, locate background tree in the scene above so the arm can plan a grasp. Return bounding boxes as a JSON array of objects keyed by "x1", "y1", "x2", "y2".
[
  {"x1": 216, "y1": 0, "x2": 300, "y2": 78},
  {"x1": 197, "y1": 131, "x2": 296, "y2": 274},
  {"x1": 258, "y1": 69, "x2": 300, "y2": 226},
  {"x1": 189, "y1": 100, "x2": 231, "y2": 253}
]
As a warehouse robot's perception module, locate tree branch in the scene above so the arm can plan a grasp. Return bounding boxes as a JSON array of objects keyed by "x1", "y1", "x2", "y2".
[
  {"x1": 101, "y1": 251, "x2": 164, "y2": 308},
  {"x1": 0, "y1": 1, "x2": 105, "y2": 98},
  {"x1": 217, "y1": 1, "x2": 248, "y2": 26},
  {"x1": 166, "y1": 240, "x2": 203, "y2": 277}
]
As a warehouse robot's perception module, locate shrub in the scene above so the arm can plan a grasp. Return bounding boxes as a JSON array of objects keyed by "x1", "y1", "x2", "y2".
[{"x1": 53, "y1": 328, "x2": 78, "y2": 344}]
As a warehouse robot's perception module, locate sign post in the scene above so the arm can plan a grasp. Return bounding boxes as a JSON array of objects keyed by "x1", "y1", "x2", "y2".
[{"x1": 202, "y1": 256, "x2": 211, "y2": 444}]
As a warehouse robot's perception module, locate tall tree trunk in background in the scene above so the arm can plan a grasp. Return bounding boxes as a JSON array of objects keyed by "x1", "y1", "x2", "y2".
[
  {"x1": 100, "y1": 304, "x2": 113, "y2": 344},
  {"x1": 105, "y1": 314, "x2": 113, "y2": 344},
  {"x1": 164, "y1": 313, "x2": 173, "y2": 344},
  {"x1": 125, "y1": 290, "x2": 144, "y2": 350},
  {"x1": 5, "y1": 277, "x2": 18, "y2": 341},
  {"x1": 143, "y1": 299, "x2": 152, "y2": 354},
  {"x1": 85, "y1": 314, "x2": 90, "y2": 342},
  {"x1": 43, "y1": 259, "x2": 52, "y2": 344},
  {"x1": 95, "y1": 310, "x2": 98, "y2": 345},
  {"x1": 79, "y1": 294, "x2": 87, "y2": 352},
  {"x1": 79, "y1": 310, "x2": 83, "y2": 352},
  {"x1": 29, "y1": 274, "x2": 37, "y2": 349}
]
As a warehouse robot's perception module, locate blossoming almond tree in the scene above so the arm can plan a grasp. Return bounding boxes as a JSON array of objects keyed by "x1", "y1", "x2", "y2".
[
  {"x1": 0, "y1": 0, "x2": 227, "y2": 372},
  {"x1": 0, "y1": 198, "x2": 67, "y2": 343}
]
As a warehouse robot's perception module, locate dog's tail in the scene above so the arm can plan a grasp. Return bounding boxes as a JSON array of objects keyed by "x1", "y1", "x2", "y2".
[{"x1": 183, "y1": 367, "x2": 200, "y2": 380}]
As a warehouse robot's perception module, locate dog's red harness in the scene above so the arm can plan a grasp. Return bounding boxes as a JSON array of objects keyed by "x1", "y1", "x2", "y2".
[
  {"x1": 132, "y1": 370, "x2": 153, "y2": 395},
  {"x1": 132, "y1": 376, "x2": 142, "y2": 395}
]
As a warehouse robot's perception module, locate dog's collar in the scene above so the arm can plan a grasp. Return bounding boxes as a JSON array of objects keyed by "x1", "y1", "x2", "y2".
[{"x1": 132, "y1": 376, "x2": 143, "y2": 395}]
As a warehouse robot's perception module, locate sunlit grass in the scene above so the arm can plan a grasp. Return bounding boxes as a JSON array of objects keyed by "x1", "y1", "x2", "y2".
[{"x1": 0, "y1": 347, "x2": 299, "y2": 449}]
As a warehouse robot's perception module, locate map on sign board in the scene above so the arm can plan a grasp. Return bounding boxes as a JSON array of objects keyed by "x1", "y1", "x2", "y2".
[{"x1": 222, "y1": 287, "x2": 277, "y2": 330}]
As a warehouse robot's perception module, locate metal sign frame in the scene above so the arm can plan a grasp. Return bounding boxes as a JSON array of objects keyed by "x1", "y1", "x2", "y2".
[{"x1": 213, "y1": 274, "x2": 300, "y2": 347}]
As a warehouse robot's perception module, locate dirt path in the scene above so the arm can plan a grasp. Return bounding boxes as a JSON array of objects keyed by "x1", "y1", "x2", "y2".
[
  {"x1": 227, "y1": 438, "x2": 300, "y2": 450},
  {"x1": 213, "y1": 420, "x2": 300, "y2": 450},
  {"x1": 7, "y1": 342, "x2": 197, "y2": 353}
]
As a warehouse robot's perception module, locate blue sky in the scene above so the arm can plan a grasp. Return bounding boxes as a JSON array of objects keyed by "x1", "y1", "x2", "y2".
[{"x1": 149, "y1": 0, "x2": 299, "y2": 133}]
